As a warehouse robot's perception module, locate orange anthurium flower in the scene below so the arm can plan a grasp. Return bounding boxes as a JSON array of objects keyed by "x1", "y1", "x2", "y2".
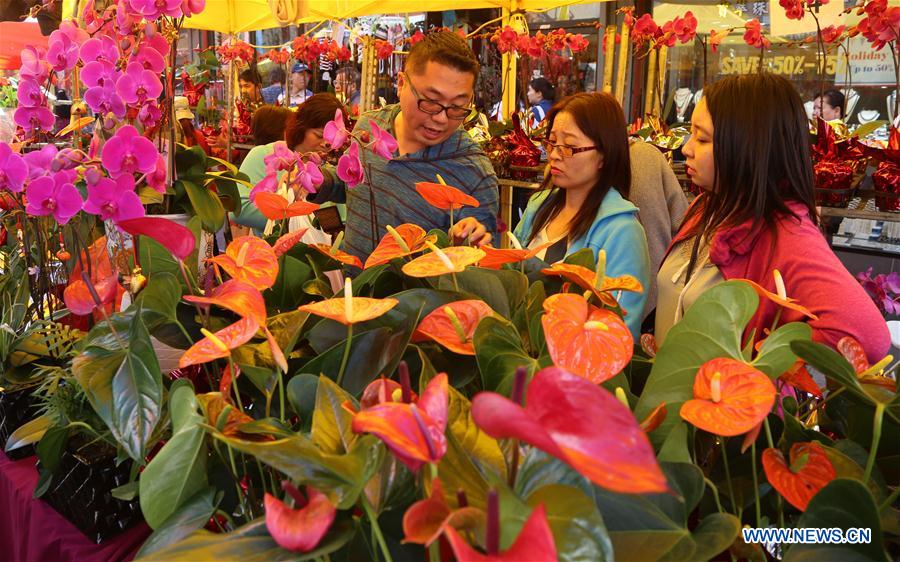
[
  {"x1": 254, "y1": 192, "x2": 320, "y2": 221},
  {"x1": 762, "y1": 442, "x2": 836, "y2": 511},
  {"x1": 309, "y1": 244, "x2": 363, "y2": 269},
  {"x1": 413, "y1": 300, "x2": 494, "y2": 355},
  {"x1": 541, "y1": 293, "x2": 633, "y2": 384},
  {"x1": 736, "y1": 270, "x2": 818, "y2": 321},
  {"x1": 179, "y1": 316, "x2": 260, "y2": 369},
  {"x1": 297, "y1": 278, "x2": 398, "y2": 326},
  {"x1": 403, "y1": 478, "x2": 484, "y2": 547},
  {"x1": 680, "y1": 358, "x2": 777, "y2": 437},
  {"x1": 541, "y1": 262, "x2": 643, "y2": 308},
  {"x1": 478, "y1": 243, "x2": 552, "y2": 270},
  {"x1": 639, "y1": 402, "x2": 667, "y2": 433},
  {"x1": 836, "y1": 336, "x2": 897, "y2": 393},
  {"x1": 272, "y1": 228, "x2": 308, "y2": 257},
  {"x1": 640, "y1": 333, "x2": 658, "y2": 358},
  {"x1": 197, "y1": 392, "x2": 274, "y2": 441},
  {"x1": 265, "y1": 484, "x2": 336, "y2": 553},
  {"x1": 402, "y1": 244, "x2": 486, "y2": 278},
  {"x1": 415, "y1": 181, "x2": 480, "y2": 211},
  {"x1": 780, "y1": 360, "x2": 823, "y2": 398},
  {"x1": 836, "y1": 336, "x2": 870, "y2": 373},
  {"x1": 365, "y1": 224, "x2": 436, "y2": 269},
  {"x1": 63, "y1": 273, "x2": 119, "y2": 316},
  {"x1": 358, "y1": 377, "x2": 418, "y2": 410},
  {"x1": 208, "y1": 236, "x2": 279, "y2": 291},
  {"x1": 352, "y1": 373, "x2": 449, "y2": 472},
  {"x1": 444, "y1": 503, "x2": 557, "y2": 562}
]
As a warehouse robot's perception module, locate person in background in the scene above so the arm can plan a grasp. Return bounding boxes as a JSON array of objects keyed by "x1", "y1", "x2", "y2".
[
  {"x1": 334, "y1": 66, "x2": 361, "y2": 113},
  {"x1": 514, "y1": 92, "x2": 650, "y2": 337},
  {"x1": 235, "y1": 94, "x2": 346, "y2": 233},
  {"x1": 238, "y1": 68, "x2": 264, "y2": 108},
  {"x1": 287, "y1": 63, "x2": 314, "y2": 106},
  {"x1": 173, "y1": 95, "x2": 210, "y2": 153},
  {"x1": 313, "y1": 31, "x2": 499, "y2": 262},
  {"x1": 812, "y1": 89, "x2": 844, "y2": 121},
  {"x1": 526, "y1": 77, "x2": 555, "y2": 125},
  {"x1": 251, "y1": 105, "x2": 293, "y2": 146},
  {"x1": 656, "y1": 73, "x2": 888, "y2": 361},
  {"x1": 262, "y1": 67, "x2": 286, "y2": 105}
]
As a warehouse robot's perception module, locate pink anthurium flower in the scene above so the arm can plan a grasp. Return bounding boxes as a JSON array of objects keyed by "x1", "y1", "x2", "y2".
[
  {"x1": 323, "y1": 109, "x2": 349, "y2": 149},
  {"x1": 264, "y1": 483, "x2": 336, "y2": 553},
  {"x1": 101, "y1": 125, "x2": 158, "y2": 177},
  {"x1": 83, "y1": 175, "x2": 145, "y2": 223},
  {"x1": 368, "y1": 122, "x2": 398, "y2": 160},
  {"x1": 352, "y1": 373, "x2": 449, "y2": 472},
  {"x1": 25, "y1": 171, "x2": 83, "y2": 224},
  {"x1": 118, "y1": 216, "x2": 195, "y2": 261},
  {"x1": 0, "y1": 143, "x2": 28, "y2": 193},
  {"x1": 471, "y1": 367, "x2": 668, "y2": 494},
  {"x1": 336, "y1": 142, "x2": 364, "y2": 188},
  {"x1": 116, "y1": 62, "x2": 163, "y2": 105}
]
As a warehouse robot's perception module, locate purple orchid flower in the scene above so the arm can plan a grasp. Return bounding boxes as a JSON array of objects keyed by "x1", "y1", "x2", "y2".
[
  {"x1": 142, "y1": 24, "x2": 172, "y2": 56},
  {"x1": 116, "y1": 62, "x2": 163, "y2": 105},
  {"x1": 127, "y1": 0, "x2": 182, "y2": 20},
  {"x1": 137, "y1": 101, "x2": 162, "y2": 129},
  {"x1": 84, "y1": 166, "x2": 103, "y2": 186},
  {"x1": 19, "y1": 46, "x2": 49, "y2": 82},
  {"x1": 25, "y1": 171, "x2": 83, "y2": 224},
  {"x1": 50, "y1": 148, "x2": 85, "y2": 172},
  {"x1": 79, "y1": 35, "x2": 119, "y2": 65},
  {"x1": 249, "y1": 173, "x2": 278, "y2": 201},
  {"x1": 147, "y1": 154, "x2": 167, "y2": 193},
  {"x1": 23, "y1": 144, "x2": 58, "y2": 180},
  {"x1": 47, "y1": 33, "x2": 80, "y2": 72},
  {"x1": 368, "y1": 122, "x2": 398, "y2": 160},
  {"x1": 0, "y1": 144, "x2": 28, "y2": 193},
  {"x1": 130, "y1": 46, "x2": 166, "y2": 73},
  {"x1": 84, "y1": 84, "x2": 126, "y2": 118},
  {"x1": 81, "y1": 60, "x2": 120, "y2": 89},
  {"x1": 115, "y1": 0, "x2": 136, "y2": 30},
  {"x1": 323, "y1": 109, "x2": 349, "y2": 150},
  {"x1": 16, "y1": 79, "x2": 45, "y2": 107},
  {"x1": 294, "y1": 160, "x2": 323, "y2": 193},
  {"x1": 101, "y1": 125, "x2": 158, "y2": 178},
  {"x1": 83, "y1": 174, "x2": 145, "y2": 223},
  {"x1": 14, "y1": 106, "x2": 55, "y2": 136},
  {"x1": 336, "y1": 142, "x2": 364, "y2": 188},
  {"x1": 180, "y1": 0, "x2": 205, "y2": 15},
  {"x1": 264, "y1": 141, "x2": 298, "y2": 174},
  {"x1": 56, "y1": 20, "x2": 89, "y2": 45}
]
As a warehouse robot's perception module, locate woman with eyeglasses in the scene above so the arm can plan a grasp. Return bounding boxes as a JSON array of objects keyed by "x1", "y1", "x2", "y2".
[{"x1": 514, "y1": 92, "x2": 651, "y2": 337}]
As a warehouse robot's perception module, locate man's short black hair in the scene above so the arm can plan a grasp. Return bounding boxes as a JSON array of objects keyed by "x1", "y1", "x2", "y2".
[{"x1": 405, "y1": 30, "x2": 479, "y2": 80}]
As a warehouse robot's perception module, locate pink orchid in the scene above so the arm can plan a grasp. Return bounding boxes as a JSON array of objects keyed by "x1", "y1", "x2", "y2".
[
  {"x1": 85, "y1": 84, "x2": 126, "y2": 118},
  {"x1": 744, "y1": 19, "x2": 770, "y2": 49},
  {"x1": 25, "y1": 172, "x2": 83, "y2": 224},
  {"x1": 56, "y1": 20, "x2": 89, "y2": 45},
  {"x1": 81, "y1": 61, "x2": 120, "y2": 89},
  {"x1": 138, "y1": 101, "x2": 162, "y2": 128},
  {"x1": 115, "y1": 0, "x2": 135, "y2": 30},
  {"x1": 180, "y1": 0, "x2": 205, "y2": 16},
  {"x1": 101, "y1": 125, "x2": 158, "y2": 178},
  {"x1": 127, "y1": 0, "x2": 182, "y2": 20},
  {"x1": 142, "y1": 24, "x2": 173, "y2": 56},
  {"x1": 116, "y1": 62, "x2": 163, "y2": 105},
  {"x1": 19, "y1": 46, "x2": 49, "y2": 83},
  {"x1": 51, "y1": 148, "x2": 85, "y2": 172},
  {"x1": 249, "y1": 173, "x2": 278, "y2": 201},
  {"x1": 130, "y1": 45, "x2": 166, "y2": 73},
  {"x1": 147, "y1": 154, "x2": 167, "y2": 193},
  {"x1": 83, "y1": 175, "x2": 145, "y2": 223},
  {"x1": 79, "y1": 36, "x2": 119, "y2": 65},
  {"x1": 264, "y1": 141, "x2": 298, "y2": 174},
  {"x1": 47, "y1": 33, "x2": 80, "y2": 72},
  {"x1": 337, "y1": 142, "x2": 365, "y2": 188},
  {"x1": 23, "y1": 144, "x2": 58, "y2": 180},
  {"x1": 14, "y1": 106, "x2": 55, "y2": 136},
  {"x1": 323, "y1": 109, "x2": 349, "y2": 150},
  {"x1": 293, "y1": 160, "x2": 323, "y2": 193},
  {"x1": 369, "y1": 122, "x2": 398, "y2": 160},
  {"x1": 16, "y1": 79, "x2": 45, "y2": 107},
  {"x1": 0, "y1": 144, "x2": 28, "y2": 193}
]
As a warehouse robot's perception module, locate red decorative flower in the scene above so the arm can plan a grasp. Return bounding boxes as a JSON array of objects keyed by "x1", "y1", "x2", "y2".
[
  {"x1": 264, "y1": 484, "x2": 336, "y2": 552},
  {"x1": 762, "y1": 442, "x2": 836, "y2": 511},
  {"x1": 743, "y1": 19, "x2": 771, "y2": 50}
]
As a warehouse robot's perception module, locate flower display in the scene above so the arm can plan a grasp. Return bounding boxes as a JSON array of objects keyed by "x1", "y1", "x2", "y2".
[
  {"x1": 25, "y1": 172, "x2": 83, "y2": 224},
  {"x1": 0, "y1": 144, "x2": 28, "y2": 193},
  {"x1": 101, "y1": 125, "x2": 158, "y2": 178},
  {"x1": 82, "y1": 175, "x2": 145, "y2": 223}
]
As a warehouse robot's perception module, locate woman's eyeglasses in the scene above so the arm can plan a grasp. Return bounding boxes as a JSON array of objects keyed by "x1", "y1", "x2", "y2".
[
  {"x1": 403, "y1": 73, "x2": 472, "y2": 120},
  {"x1": 540, "y1": 140, "x2": 599, "y2": 158}
]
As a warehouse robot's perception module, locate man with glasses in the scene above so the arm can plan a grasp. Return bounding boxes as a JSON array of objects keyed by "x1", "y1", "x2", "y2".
[{"x1": 314, "y1": 31, "x2": 498, "y2": 262}]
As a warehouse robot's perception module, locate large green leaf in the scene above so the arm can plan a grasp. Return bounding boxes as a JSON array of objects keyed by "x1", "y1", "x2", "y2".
[
  {"x1": 286, "y1": 373, "x2": 319, "y2": 421},
  {"x1": 785, "y1": 479, "x2": 889, "y2": 562},
  {"x1": 436, "y1": 267, "x2": 528, "y2": 318},
  {"x1": 135, "y1": 487, "x2": 219, "y2": 558},
  {"x1": 175, "y1": 145, "x2": 208, "y2": 179},
  {"x1": 137, "y1": 518, "x2": 354, "y2": 561},
  {"x1": 657, "y1": 421, "x2": 691, "y2": 463},
  {"x1": 210, "y1": 432, "x2": 383, "y2": 509},
  {"x1": 138, "y1": 219, "x2": 202, "y2": 281},
  {"x1": 267, "y1": 310, "x2": 309, "y2": 356},
  {"x1": 181, "y1": 179, "x2": 225, "y2": 232},
  {"x1": 682, "y1": 513, "x2": 741, "y2": 562},
  {"x1": 267, "y1": 255, "x2": 313, "y2": 311},
  {"x1": 5, "y1": 415, "x2": 49, "y2": 453},
  {"x1": 140, "y1": 381, "x2": 208, "y2": 529},
  {"x1": 474, "y1": 316, "x2": 546, "y2": 394},
  {"x1": 137, "y1": 272, "x2": 183, "y2": 328},
  {"x1": 110, "y1": 309, "x2": 163, "y2": 461},
  {"x1": 527, "y1": 485, "x2": 614, "y2": 562},
  {"x1": 311, "y1": 376, "x2": 358, "y2": 454},
  {"x1": 635, "y1": 281, "x2": 759, "y2": 447},
  {"x1": 752, "y1": 322, "x2": 811, "y2": 379},
  {"x1": 515, "y1": 449, "x2": 594, "y2": 501},
  {"x1": 593, "y1": 486, "x2": 688, "y2": 562}
]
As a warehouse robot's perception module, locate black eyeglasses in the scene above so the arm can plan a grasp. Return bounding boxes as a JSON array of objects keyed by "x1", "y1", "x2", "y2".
[
  {"x1": 541, "y1": 140, "x2": 599, "y2": 158},
  {"x1": 403, "y1": 73, "x2": 472, "y2": 120}
]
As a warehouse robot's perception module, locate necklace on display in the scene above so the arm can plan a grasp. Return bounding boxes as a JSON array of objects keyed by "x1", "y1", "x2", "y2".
[
  {"x1": 857, "y1": 110, "x2": 880, "y2": 124},
  {"x1": 674, "y1": 88, "x2": 693, "y2": 122}
]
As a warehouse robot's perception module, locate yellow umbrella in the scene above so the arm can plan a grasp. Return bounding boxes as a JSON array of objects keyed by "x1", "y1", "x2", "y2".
[{"x1": 182, "y1": 0, "x2": 284, "y2": 33}]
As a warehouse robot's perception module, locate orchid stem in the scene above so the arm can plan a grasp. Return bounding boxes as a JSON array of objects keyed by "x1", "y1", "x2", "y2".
[
  {"x1": 863, "y1": 403, "x2": 885, "y2": 485},
  {"x1": 336, "y1": 324, "x2": 353, "y2": 387},
  {"x1": 720, "y1": 439, "x2": 739, "y2": 518},
  {"x1": 752, "y1": 441, "x2": 762, "y2": 528},
  {"x1": 362, "y1": 496, "x2": 393, "y2": 562}
]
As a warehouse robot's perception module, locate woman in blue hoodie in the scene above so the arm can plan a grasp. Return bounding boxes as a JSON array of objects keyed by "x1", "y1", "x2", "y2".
[{"x1": 514, "y1": 92, "x2": 651, "y2": 337}]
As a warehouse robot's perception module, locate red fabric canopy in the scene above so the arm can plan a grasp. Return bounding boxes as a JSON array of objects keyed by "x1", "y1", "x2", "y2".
[{"x1": 0, "y1": 22, "x2": 48, "y2": 70}]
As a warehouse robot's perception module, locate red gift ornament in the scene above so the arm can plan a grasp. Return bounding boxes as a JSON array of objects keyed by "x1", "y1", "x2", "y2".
[
  {"x1": 811, "y1": 118, "x2": 859, "y2": 207},
  {"x1": 505, "y1": 113, "x2": 541, "y2": 180},
  {"x1": 861, "y1": 127, "x2": 900, "y2": 212}
]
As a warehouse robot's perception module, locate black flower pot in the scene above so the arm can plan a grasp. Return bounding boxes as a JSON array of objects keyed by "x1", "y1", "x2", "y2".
[{"x1": 0, "y1": 385, "x2": 41, "y2": 460}]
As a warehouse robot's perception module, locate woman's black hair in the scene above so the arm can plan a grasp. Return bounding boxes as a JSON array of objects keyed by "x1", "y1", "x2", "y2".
[
  {"x1": 285, "y1": 93, "x2": 347, "y2": 150},
  {"x1": 239, "y1": 68, "x2": 262, "y2": 85},
  {"x1": 681, "y1": 73, "x2": 818, "y2": 244},
  {"x1": 817, "y1": 88, "x2": 845, "y2": 118},
  {"x1": 529, "y1": 77, "x2": 555, "y2": 102},
  {"x1": 527, "y1": 92, "x2": 631, "y2": 244},
  {"x1": 251, "y1": 106, "x2": 292, "y2": 145}
]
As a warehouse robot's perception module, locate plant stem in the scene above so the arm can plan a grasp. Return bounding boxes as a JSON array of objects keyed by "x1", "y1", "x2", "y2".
[
  {"x1": 507, "y1": 440, "x2": 520, "y2": 489},
  {"x1": 763, "y1": 417, "x2": 776, "y2": 449},
  {"x1": 879, "y1": 483, "x2": 900, "y2": 511},
  {"x1": 451, "y1": 272, "x2": 459, "y2": 292},
  {"x1": 336, "y1": 324, "x2": 353, "y2": 387},
  {"x1": 863, "y1": 403, "x2": 885, "y2": 484},
  {"x1": 228, "y1": 355, "x2": 244, "y2": 411},
  {"x1": 226, "y1": 444, "x2": 251, "y2": 519},
  {"x1": 721, "y1": 439, "x2": 739, "y2": 518},
  {"x1": 703, "y1": 476, "x2": 725, "y2": 513},
  {"x1": 277, "y1": 367, "x2": 286, "y2": 423},
  {"x1": 752, "y1": 441, "x2": 761, "y2": 528},
  {"x1": 362, "y1": 496, "x2": 393, "y2": 562}
]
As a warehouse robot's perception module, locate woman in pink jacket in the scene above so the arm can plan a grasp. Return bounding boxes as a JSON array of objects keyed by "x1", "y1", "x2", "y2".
[{"x1": 655, "y1": 73, "x2": 889, "y2": 363}]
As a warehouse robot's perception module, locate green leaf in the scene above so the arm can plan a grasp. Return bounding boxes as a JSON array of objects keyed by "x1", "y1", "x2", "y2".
[
  {"x1": 287, "y1": 373, "x2": 319, "y2": 421},
  {"x1": 657, "y1": 421, "x2": 691, "y2": 463},
  {"x1": 651, "y1": 462, "x2": 705, "y2": 525},
  {"x1": 515, "y1": 449, "x2": 594, "y2": 501},
  {"x1": 175, "y1": 145, "x2": 208, "y2": 179},
  {"x1": 135, "y1": 487, "x2": 219, "y2": 558},
  {"x1": 593, "y1": 486, "x2": 688, "y2": 561},
  {"x1": 267, "y1": 310, "x2": 309, "y2": 356},
  {"x1": 527, "y1": 484, "x2": 614, "y2": 562},
  {"x1": 35, "y1": 424, "x2": 68, "y2": 473},
  {"x1": 785, "y1": 479, "x2": 889, "y2": 562},
  {"x1": 563, "y1": 248, "x2": 596, "y2": 268},
  {"x1": 181, "y1": 179, "x2": 225, "y2": 232},
  {"x1": 268, "y1": 255, "x2": 313, "y2": 311},
  {"x1": 138, "y1": 219, "x2": 202, "y2": 282},
  {"x1": 138, "y1": 272, "x2": 183, "y2": 328},
  {"x1": 474, "y1": 316, "x2": 544, "y2": 394},
  {"x1": 635, "y1": 281, "x2": 759, "y2": 446},
  {"x1": 753, "y1": 322, "x2": 811, "y2": 379},
  {"x1": 436, "y1": 267, "x2": 527, "y2": 318},
  {"x1": 210, "y1": 432, "x2": 384, "y2": 509},
  {"x1": 140, "y1": 381, "x2": 208, "y2": 529},
  {"x1": 5, "y1": 415, "x2": 49, "y2": 452},
  {"x1": 110, "y1": 308, "x2": 163, "y2": 461},
  {"x1": 137, "y1": 517, "x2": 354, "y2": 561},
  {"x1": 311, "y1": 376, "x2": 358, "y2": 454},
  {"x1": 684, "y1": 513, "x2": 741, "y2": 562}
]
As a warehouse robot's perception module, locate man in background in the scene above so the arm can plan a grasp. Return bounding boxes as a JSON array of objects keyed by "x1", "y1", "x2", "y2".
[{"x1": 261, "y1": 67, "x2": 285, "y2": 105}]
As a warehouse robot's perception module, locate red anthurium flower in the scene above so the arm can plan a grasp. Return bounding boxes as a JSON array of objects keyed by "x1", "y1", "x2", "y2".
[
  {"x1": 358, "y1": 377, "x2": 418, "y2": 410},
  {"x1": 415, "y1": 181, "x2": 480, "y2": 211},
  {"x1": 736, "y1": 270, "x2": 818, "y2": 321},
  {"x1": 309, "y1": 244, "x2": 363, "y2": 269},
  {"x1": 477, "y1": 242, "x2": 551, "y2": 270},
  {"x1": 196, "y1": 392, "x2": 273, "y2": 441},
  {"x1": 272, "y1": 228, "x2": 309, "y2": 257},
  {"x1": 208, "y1": 236, "x2": 279, "y2": 291},
  {"x1": 836, "y1": 336, "x2": 869, "y2": 373},
  {"x1": 254, "y1": 192, "x2": 320, "y2": 221},
  {"x1": 541, "y1": 262, "x2": 643, "y2": 308},
  {"x1": 352, "y1": 373, "x2": 449, "y2": 472},
  {"x1": 680, "y1": 358, "x2": 776, "y2": 437},
  {"x1": 402, "y1": 245, "x2": 486, "y2": 278},
  {"x1": 413, "y1": 300, "x2": 494, "y2": 355},
  {"x1": 179, "y1": 316, "x2": 260, "y2": 369},
  {"x1": 472, "y1": 367, "x2": 668, "y2": 494},
  {"x1": 541, "y1": 293, "x2": 633, "y2": 384},
  {"x1": 781, "y1": 359, "x2": 823, "y2": 397},
  {"x1": 640, "y1": 402, "x2": 667, "y2": 433},
  {"x1": 117, "y1": 217, "x2": 196, "y2": 262},
  {"x1": 265, "y1": 484, "x2": 337, "y2": 552},
  {"x1": 762, "y1": 442, "x2": 836, "y2": 511},
  {"x1": 444, "y1": 503, "x2": 557, "y2": 561},
  {"x1": 640, "y1": 333, "x2": 658, "y2": 358},
  {"x1": 365, "y1": 224, "x2": 437, "y2": 269},
  {"x1": 837, "y1": 337, "x2": 897, "y2": 393},
  {"x1": 63, "y1": 273, "x2": 119, "y2": 316},
  {"x1": 403, "y1": 478, "x2": 484, "y2": 546}
]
